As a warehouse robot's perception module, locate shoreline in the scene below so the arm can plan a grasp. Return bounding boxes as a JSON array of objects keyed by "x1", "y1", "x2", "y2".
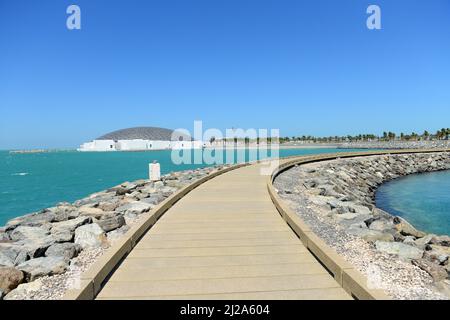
[
  {"x1": 274, "y1": 152, "x2": 450, "y2": 299},
  {"x1": 0, "y1": 165, "x2": 229, "y2": 299}
]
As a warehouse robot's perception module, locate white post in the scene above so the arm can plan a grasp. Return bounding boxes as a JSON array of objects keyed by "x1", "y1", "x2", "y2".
[{"x1": 149, "y1": 161, "x2": 161, "y2": 181}]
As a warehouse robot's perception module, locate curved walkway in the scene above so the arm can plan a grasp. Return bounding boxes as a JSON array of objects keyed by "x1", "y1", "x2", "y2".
[{"x1": 96, "y1": 161, "x2": 351, "y2": 300}]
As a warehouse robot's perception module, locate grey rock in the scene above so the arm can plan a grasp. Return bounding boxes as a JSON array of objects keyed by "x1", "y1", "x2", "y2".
[
  {"x1": 335, "y1": 212, "x2": 372, "y2": 228},
  {"x1": 107, "y1": 225, "x2": 130, "y2": 243},
  {"x1": 0, "y1": 231, "x2": 9, "y2": 242},
  {"x1": 6, "y1": 211, "x2": 56, "y2": 228},
  {"x1": 368, "y1": 218, "x2": 395, "y2": 232},
  {"x1": 427, "y1": 245, "x2": 450, "y2": 264},
  {"x1": 430, "y1": 235, "x2": 450, "y2": 247},
  {"x1": 78, "y1": 206, "x2": 107, "y2": 219},
  {"x1": 375, "y1": 241, "x2": 424, "y2": 260},
  {"x1": 96, "y1": 215, "x2": 126, "y2": 233},
  {"x1": 9, "y1": 226, "x2": 49, "y2": 242},
  {"x1": 98, "y1": 201, "x2": 120, "y2": 212},
  {"x1": 154, "y1": 181, "x2": 164, "y2": 188},
  {"x1": 115, "y1": 201, "x2": 153, "y2": 215},
  {"x1": 3, "y1": 279, "x2": 43, "y2": 300},
  {"x1": 50, "y1": 216, "x2": 91, "y2": 233},
  {"x1": 347, "y1": 227, "x2": 394, "y2": 243},
  {"x1": 0, "y1": 267, "x2": 24, "y2": 294},
  {"x1": 412, "y1": 259, "x2": 448, "y2": 282},
  {"x1": 415, "y1": 234, "x2": 435, "y2": 249},
  {"x1": 17, "y1": 257, "x2": 68, "y2": 281},
  {"x1": 114, "y1": 187, "x2": 128, "y2": 196},
  {"x1": 393, "y1": 216, "x2": 427, "y2": 238},
  {"x1": 51, "y1": 230, "x2": 73, "y2": 243},
  {"x1": 74, "y1": 223, "x2": 107, "y2": 249},
  {"x1": 45, "y1": 243, "x2": 81, "y2": 261},
  {"x1": 140, "y1": 195, "x2": 164, "y2": 205},
  {"x1": 403, "y1": 236, "x2": 417, "y2": 246},
  {"x1": 47, "y1": 205, "x2": 79, "y2": 222}
]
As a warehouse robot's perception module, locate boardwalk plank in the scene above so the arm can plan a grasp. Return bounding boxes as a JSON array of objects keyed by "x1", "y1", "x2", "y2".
[{"x1": 96, "y1": 163, "x2": 350, "y2": 300}]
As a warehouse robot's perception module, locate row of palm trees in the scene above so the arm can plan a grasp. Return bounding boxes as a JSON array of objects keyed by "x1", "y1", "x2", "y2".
[
  {"x1": 209, "y1": 128, "x2": 450, "y2": 144},
  {"x1": 278, "y1": 128, "x2": 450, "y2": 143}
]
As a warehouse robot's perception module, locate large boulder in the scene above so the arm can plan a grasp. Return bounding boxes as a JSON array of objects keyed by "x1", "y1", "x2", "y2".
[
  {"x1": 414, "y1": 234, "x2": 435, "y2": 249},
  {"x1": 412, "y1": 259, "x2": 448, "y2": 282},
  {"x1": 0, "y1": 267, "x2": 24, "y2": 294},
  {"x1": 430, "y1": 235, "x2": 450, "y2": 247},
  {"x1": 0, "y1": 243, "x2": 27, "y2": 266},
  {"x1": 0, "y1": 231, "x2": 9, "y2": 242},
  {"x1": 74, "y1": 223, "x2": 107, "y2": 249},
  {"x1": 51, "y1": 230, "x2": 74, "y2": 243},
  {"x1": 3, "y1": 279, "x2": 43, "y2": 300},
  {"x1": 6, "y1": 211, "x2": 55, "y2": 228},
  {"x1": 375, "y1": 241, "x2": 424, "y2": 260},
  {"x1": 115, "y1": 201, "x2": 153, "y2": 215},
  {"x1": 16, "y1": 237, "x2": 57, "y2": 259},
  {"x1": 96, "y1": 215, "x2": 126, "y2": 233},
  {"x1": 140, "y1": 195, "x2": 164, "y2": 205},
  {"x1": 425, "y1": 245, "x2": 450, "y2": 264},
  {"x1": 335, "y1": 212, "x2": 372, "y2": 228},
  {"x1": 47, "y1": 205, "x2": 79, "y2": 222},
  {"x1": 98, "y1": 201, "x2": 120, "y2": 212},
  {"x1": 347, "y1": 227, "x2": 394, "y2": 243},
  {"x1": 9, "y1": 226, "x2": 49, "y2": 242},
  {"x1": 368, "y1": 219, "x2": 396, "y2": 233},
  {"x1": 50, "y1": 216, "x2": 91, "y2": 234},
  {"x1": 17, "y1": 257, "x2": 68, "y2": 281},
  {"x1": 45, "y1": 243, "x2": 81, "y2": 261},
  {"x1": 78, "y1": 206, "x2": 107, "y2": 219},
  {"x1": 393, "y1": 216, "x2": 426, "y2": 238}
]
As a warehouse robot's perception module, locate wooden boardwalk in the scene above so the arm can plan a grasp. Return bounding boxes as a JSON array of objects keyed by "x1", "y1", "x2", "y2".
[{"x1": 96, "y1": 162, "x2": 351, "y2": 300}]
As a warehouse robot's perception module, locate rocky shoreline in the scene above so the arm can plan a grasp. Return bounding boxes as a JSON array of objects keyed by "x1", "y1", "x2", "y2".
[
  {"x1": 339, "y1": 140, "x2": 450, "y2": 150},
  {"x1": 0, "y1": 165, "x2": 227, "y2": 300},
  {"x1": 274, "y1": 152, "x2": 450, "y2": 299}
]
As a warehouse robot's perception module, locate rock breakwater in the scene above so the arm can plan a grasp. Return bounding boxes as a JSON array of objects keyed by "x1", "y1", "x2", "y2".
[
  {"x1": 274, "y1": 152, "x2": 450, "y2": 299},
  {"x1": 0, "y1": 165, "x2": 227, "y2": 299},
  {"x1": 339, "y1": 140, "x2": 450, "y2": 149}
]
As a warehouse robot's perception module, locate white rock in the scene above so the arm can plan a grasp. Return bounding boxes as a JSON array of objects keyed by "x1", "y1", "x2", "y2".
[
  {"x1": 3, "y1": 279, "x2": 43, "y2": 300},
  {"x1": 375, "y1": 241, "x2": 424, "y2": 260},
  {"x1": 17, "y1": 257, "x2": 68, "y2": 281},
  {"x1": 51, "y1": 216, "x2": 90, "y2": 233},
  {"x1": 74, "y1": 223, "x2": 107, "y2": 249}
]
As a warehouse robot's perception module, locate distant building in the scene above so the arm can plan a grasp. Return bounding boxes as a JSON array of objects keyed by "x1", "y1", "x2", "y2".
[{"x1": 78, "y1": 127, "x2": 203, "y2": 152}]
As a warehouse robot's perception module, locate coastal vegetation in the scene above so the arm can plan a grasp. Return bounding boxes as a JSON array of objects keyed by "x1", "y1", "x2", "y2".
[
  {"x1": 279, "y1": 128, "x2": 450, "y2": 144},
  {"x1": 213, "y1": 128, "x2": 450, "y2": 145}
]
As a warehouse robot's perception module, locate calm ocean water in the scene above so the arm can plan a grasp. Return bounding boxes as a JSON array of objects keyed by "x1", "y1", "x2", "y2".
[
  {"x1": 376, "y1": 170, "x2": 450, "y2": 236},
  {"x1": 0, "y1": 148, "x2": 363, "y2": 226}
]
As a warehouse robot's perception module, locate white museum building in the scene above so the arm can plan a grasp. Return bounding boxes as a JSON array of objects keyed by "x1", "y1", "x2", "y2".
[{"x1": 78, "y1": 127, "x2": 203, "y2": 152}]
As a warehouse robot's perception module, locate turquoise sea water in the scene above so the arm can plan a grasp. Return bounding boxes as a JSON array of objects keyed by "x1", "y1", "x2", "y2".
[
  {"x1": 0, "y1": 148, "x2": 363, "y2": 226},
  {"x1": 376, "y1": 170, "x2": 450, "y2": 236}
]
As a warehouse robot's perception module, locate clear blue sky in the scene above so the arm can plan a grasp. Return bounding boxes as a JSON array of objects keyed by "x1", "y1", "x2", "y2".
[{"x1": 1, "y1": 0, "x2": 449, "y2": 149}]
